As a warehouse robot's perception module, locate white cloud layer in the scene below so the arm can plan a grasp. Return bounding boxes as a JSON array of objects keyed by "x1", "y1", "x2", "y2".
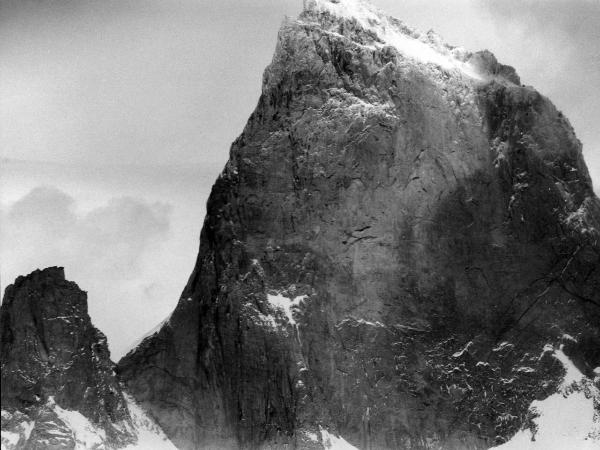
[
  {"x1": 1, "y1": 160, "x2": 210, "y2": 359},
  {"x1": 0, "y1": 183, "x2": 180, "y2": 359},
  {"x1": 5, "y1": 187, "x2": 171, "y2": 279}
]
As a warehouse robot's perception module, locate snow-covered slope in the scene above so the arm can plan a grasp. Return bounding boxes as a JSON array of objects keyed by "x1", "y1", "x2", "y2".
[
  {"x1": 492, "y1": 345, "x2": 600, "y2": 450},
  {"x1": 1, "y1": 394, "x2": 176, "y2": 450},
  {"x1": 121, "y1": 394, "x2": 178, "y2": 450},
  {"x1": 0, "y1": 411, "x2": 33, "y2": 450},
  {"x1": 320, "y1": 427, "x2": 359, "y2": 450}
]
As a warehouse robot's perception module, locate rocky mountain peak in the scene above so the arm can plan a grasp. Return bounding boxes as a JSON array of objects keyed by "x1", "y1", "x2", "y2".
[
  {"x1": 1, "y1": 267, "x2": 116, "y2": 412},
  {"x1": 118, "y1": 0, "x2": 600, "y2": 448},
  {"x1": 301, "y1": 0, "x2": 519, "y2": 83},
  {"x1": 1, "y1": 268, "x2": 176, "y2": 449},
  {"x1": 3, "y1": 1, "x2": 600, "y2": 449}
]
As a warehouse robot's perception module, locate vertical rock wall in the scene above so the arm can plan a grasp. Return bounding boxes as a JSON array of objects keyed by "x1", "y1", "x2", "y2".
[{"x1": 118, "y1": 2, "x2": 600, "y2": 449}]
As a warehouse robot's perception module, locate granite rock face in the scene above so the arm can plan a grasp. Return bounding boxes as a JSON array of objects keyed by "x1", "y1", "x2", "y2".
[
  {"x1": 0, "y1": 267, "x2": 131, "y2": 448},
  {"x1": 116, "y1": 1, "x2": 600, "y2": 449},
  {"x1": 0, "y1": 267, "x2": 176, "y2": 450}
]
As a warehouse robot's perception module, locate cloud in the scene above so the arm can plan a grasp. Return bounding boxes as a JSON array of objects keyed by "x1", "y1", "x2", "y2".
[
  {"x1": 7, "y1": 185, "x2": 77, "y2": 238},
  {"x1": 0, "y1": 0, "x2": 300, "y2": 171},
  {"x1": 2, "y1": 186, "x2": 171, "y2": 281},
  {"x1": 478, "y1": 0, "x2": 599, "y2": 95},
  {"x1": 74, "y1": 197, "x2": 171, "y2": 279},
  {"x1": 1, "y1": 160, "x2": 208, "y2": 360},
  {"x1": 1, "y1": 186, "x2": 175, "y2": 359}
]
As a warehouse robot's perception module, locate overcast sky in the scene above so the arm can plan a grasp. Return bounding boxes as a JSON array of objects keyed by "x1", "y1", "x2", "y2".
[{"x1": 1, "y1": 0, "x2": 598, "y2": 358}]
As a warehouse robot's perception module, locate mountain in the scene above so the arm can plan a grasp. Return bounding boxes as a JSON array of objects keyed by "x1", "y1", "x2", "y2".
[
  {"x1": 116, "y1": 0, "x2": 600, "y2": 449},
  {"x1": 0, "y1": 267, "x2": 176, "y2": 450},
  {"x1": 3, "y1": 0, "x2": 600, "y2": 449}
]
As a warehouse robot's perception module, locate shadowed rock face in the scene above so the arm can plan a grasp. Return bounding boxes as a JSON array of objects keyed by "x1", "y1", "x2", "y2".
[
  {"x1": 0, "y1": 267, "x2": 133, "y2": 449},
  {"x1": 118, "y1": 1, "x2": 600, "y2": 449}
]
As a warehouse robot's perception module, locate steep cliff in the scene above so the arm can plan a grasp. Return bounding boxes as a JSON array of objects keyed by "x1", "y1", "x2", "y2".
[
  {"x1": 118, "y1": 0, "x2": 600, "y2": 449},
  {"x1": 0, "y1": 267, "x2": 176, "y2": 450}
]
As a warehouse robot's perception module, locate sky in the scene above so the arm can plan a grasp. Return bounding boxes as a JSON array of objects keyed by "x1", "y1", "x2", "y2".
[{"x1": 1, "y1": 0, "x2": 599, "y2": 359}]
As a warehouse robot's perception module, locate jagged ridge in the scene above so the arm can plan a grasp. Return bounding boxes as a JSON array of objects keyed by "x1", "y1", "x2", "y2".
[{"x1": 118, "y1": 0, "x2": 600, "y2": 448}]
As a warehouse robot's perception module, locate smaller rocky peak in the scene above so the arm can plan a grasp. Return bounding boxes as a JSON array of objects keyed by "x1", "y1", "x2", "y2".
[
  {"x1": 2, "y1": 267, "x2": 88, "y2": 338},
  {"x1": 0, "y1": 268, "x2": 131, "y2": 448},
  {"x1": 1, "y1": 268, "x2": 178, "y2": 449},
  {"x1": 0, "y1": 267, "x2": 100, "y2": 389}
]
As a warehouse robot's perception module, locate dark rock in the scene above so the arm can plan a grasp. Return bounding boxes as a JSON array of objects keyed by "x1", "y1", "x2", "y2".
[
  {"x1": 116, "y1": 1, "x2": 598, "y2": 449},
  {"x1": 468, "y1": 51, "x2": 520, "y2": 85},
  {"x1": 0, "y1": 267, "x2": 133, "y2": 449}
]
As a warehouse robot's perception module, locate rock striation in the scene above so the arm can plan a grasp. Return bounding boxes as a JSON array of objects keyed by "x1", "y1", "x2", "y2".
[
  {"x1": 0, "y1": 267, "x2": 176, "y2": 450},
  {"x1": 118, "y1": 0, "x2": 600, "y2": 449}
]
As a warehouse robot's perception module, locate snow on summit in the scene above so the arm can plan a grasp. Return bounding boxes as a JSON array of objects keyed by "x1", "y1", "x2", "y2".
[{"x1": 303, "y1": 0, "x2": 483, "y2": 79}]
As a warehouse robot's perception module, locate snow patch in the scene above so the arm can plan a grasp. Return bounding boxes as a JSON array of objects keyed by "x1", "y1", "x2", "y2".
[
  {"x1": 1, "y1": 431, "x2": 20, "y2": 449},
  {"x1": 320, "y1": 427, "x2": 359, "y2": 449},
  {"x1": 257, "y1": 311, "x2": 278, "y2": 329},
  {"x1": 491, "y1": 346, "x2": 600, "y2": 449},
  {"x1": 564, "y1": 203, "x2": 598, "y2": 236},
  {"x1": 51, "y1": 398, "x2": 107, "y2": 449},
  {"x1": 452, "y1": 341, "x2": 473, "y2": 358},
  {"x1": 305, "y1": 430, "x2": 319, "y2": 442},
  {"x1": 337, "y1": 318, "x2": 385, "y2": 329},
  {"x1": 1, "y1": 410, "x2": 35, "y2": 450},
  {"x1": 553, "y1": 346, "x2": 585, "y2": 388},
  {"x1": 492, "y1": 391, "x2": 599, "y2": 450},
  {"x1": 266, "y1": 293, "x2": 308, "y2": 325},
  {"x1": 121, "y1": 393, "x2": 178, "y2": 450},
  {"x1": 21, "y1": 421, "x2": 34, "y2": 441},
  {"x1": 355, "y1": 318, "x2": 384, "y2": 327}
]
